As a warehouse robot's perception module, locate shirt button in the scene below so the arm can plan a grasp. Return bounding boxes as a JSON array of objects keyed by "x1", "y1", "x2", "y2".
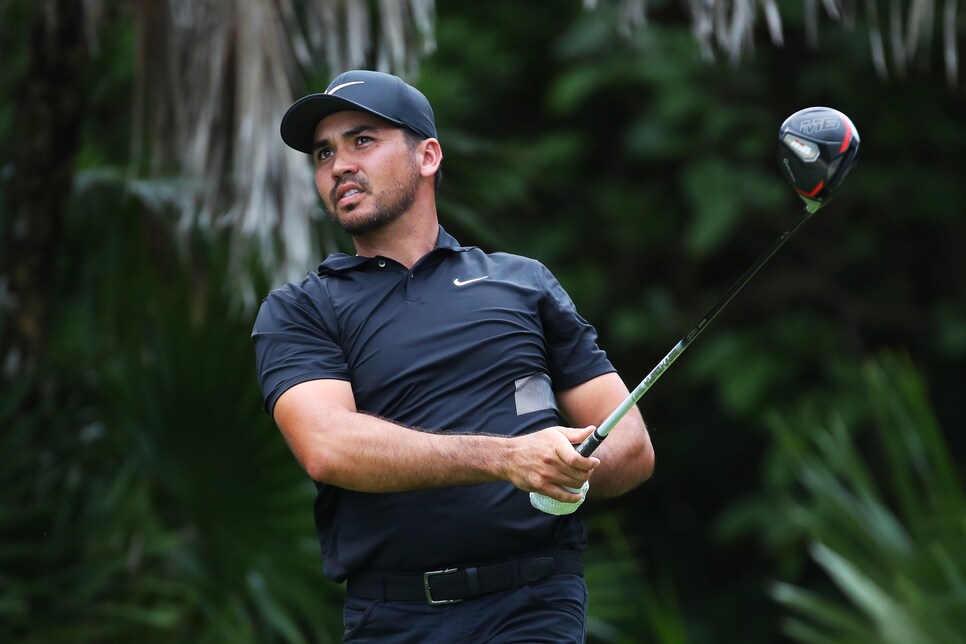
[{"x1": 377, "y1": 259, "x2": 386, "y2": 268}]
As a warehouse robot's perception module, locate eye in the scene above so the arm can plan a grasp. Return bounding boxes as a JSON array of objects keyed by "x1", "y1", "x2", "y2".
[
  {"x1": 315, "y1": 148, "x2": 333, "y2": 162},
  {"x1": 356, "y1": 135, "x2": 373, "y2": 146}
]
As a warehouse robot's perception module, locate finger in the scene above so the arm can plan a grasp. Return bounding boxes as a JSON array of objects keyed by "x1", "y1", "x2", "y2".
[
  {"x1": 554, "y1": 433, "x2": 600, "y2": 471},
  {"x1": 556, "y1": 489, "x2": 584, "y2": 503},
  {"x1": 538, "y1": 482, "x2": 587, "y2": 503},
  {"x1": 543, "y1": 458, "x2": 595, "y2": 490},
  {"x1": 555, "y1": 452, "x2": 599, "y2": 475},
  {"x1": 558, "y1": 424, "x2": 596, "y2": 444}
]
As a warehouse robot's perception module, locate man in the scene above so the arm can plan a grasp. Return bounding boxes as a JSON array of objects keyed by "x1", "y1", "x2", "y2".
[{"x1": 252, "y1": 69, "x2": 654, "y2": 643}]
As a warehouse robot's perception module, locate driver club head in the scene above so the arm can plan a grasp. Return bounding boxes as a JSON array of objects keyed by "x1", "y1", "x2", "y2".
[{"x1": 778, "y1": 107, "x2": 860, "y2": 213}]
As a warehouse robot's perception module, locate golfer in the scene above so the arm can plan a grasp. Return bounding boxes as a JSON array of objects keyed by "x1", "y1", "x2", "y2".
[{"x1": 252, "y1": 69, "x2": 654, "y2": 643}]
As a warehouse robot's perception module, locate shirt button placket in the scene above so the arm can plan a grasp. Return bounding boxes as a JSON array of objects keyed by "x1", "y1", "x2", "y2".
[{"x1": 406, "y1": 270, "x2": 420, "y2": 302}]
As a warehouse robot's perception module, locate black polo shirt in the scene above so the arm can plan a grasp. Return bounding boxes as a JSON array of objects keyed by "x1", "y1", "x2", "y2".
[{"x1": 252, "y1": 226, "x2": 614, "y2": 581}]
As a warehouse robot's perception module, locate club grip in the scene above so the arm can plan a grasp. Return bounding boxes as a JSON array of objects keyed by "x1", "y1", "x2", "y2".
[{"x1": 576, "y1": 430, "x2": 604, "y2": 457}]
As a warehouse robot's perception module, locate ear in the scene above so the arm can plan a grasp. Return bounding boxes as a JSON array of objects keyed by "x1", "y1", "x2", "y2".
[{"x1": 417, "y1": 138, "x2": 442, "y2": 179}]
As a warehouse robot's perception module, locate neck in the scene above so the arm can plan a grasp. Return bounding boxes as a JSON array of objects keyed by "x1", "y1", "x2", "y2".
[{"x1": 351, "y1": 203, "x2": 439, "y2": 269}]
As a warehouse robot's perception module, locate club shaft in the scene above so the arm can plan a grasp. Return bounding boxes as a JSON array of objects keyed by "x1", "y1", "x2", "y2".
[{"x1": 576, "y1": 209, "x2": 814, "y2": 457}]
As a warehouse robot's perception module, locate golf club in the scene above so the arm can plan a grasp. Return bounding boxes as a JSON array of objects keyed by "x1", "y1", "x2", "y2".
[{"x1": 531, "y1": 106, "x2": 860, "y2": 514}]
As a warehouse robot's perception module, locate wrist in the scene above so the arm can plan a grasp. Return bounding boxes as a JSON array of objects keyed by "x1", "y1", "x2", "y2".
[{"x1": 478, "y1": 434, "x2": 513, "y2": 483}]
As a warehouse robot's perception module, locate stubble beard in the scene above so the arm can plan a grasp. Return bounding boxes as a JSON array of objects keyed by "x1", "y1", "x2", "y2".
[{"x1": 327, "y1": 165, "x2": 420, "y2": 236}]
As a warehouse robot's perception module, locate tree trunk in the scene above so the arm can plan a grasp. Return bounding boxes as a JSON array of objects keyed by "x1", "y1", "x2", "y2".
[{"x1": 2, "y1": 0, "x2": 90, "y2": 381}]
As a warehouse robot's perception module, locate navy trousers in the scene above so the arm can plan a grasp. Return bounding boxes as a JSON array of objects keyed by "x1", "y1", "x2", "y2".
[{"x1": 342, "y1": 573, "x2": 588, "y2": 643}]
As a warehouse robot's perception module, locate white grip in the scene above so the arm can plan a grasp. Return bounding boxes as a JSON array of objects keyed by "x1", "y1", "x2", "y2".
[{"x1": 529, "y1": 481, "x2": 590, "y2": 515}]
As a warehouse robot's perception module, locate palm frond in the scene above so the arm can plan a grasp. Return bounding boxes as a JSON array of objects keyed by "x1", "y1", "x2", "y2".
[
  {"x1": 809, "y1": 542, "x2": 931, "y2": 643},
  {"x1": 767, "y1": 351, "x2": 966, "y2": 643},
  {"x1": 582, "y1": 0, "x2": 961, "y2": 84},
  {"x1": 122, "y1": 0, "x2": 957, "y2": 306},
  {"x1": 131, "y1": 0, "x2": 437, "y2": 303}
]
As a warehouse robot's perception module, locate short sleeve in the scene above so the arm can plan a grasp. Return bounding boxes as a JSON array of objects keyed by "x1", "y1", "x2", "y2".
[
  {"x1": 251, "y1": 278, "x2": 351, "y2": 415},
  {"x1": 537, "y1": 263, "x2": 615, "y2": 390}
]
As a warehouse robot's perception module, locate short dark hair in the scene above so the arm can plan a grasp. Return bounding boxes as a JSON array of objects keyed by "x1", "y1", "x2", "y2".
[{"x1": 402, "y1": 128, "x2": 442, "y2": 191}]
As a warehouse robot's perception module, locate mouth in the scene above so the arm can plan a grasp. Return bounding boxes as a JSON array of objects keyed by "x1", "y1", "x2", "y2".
[{"x1": 334, "y1": 182, "x2": 365, "y2": 207}]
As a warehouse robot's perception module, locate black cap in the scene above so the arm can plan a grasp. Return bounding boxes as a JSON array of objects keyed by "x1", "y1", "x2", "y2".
[{"x1": 280, "y1": 70, "x2": 437, "y2": 154}]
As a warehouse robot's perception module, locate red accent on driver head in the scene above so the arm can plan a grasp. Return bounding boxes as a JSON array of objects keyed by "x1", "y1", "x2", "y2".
[
  {"x1": 797, "y1": 181, "x2": 825, "y2": 198},
  {"x1": 838, "y1": 115, "x2": 853, "y2": 153}
]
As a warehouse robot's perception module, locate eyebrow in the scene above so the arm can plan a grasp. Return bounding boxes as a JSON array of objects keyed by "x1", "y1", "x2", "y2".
[{"x1": 312, "y1": 124, "x2": 379, "y2": 151}]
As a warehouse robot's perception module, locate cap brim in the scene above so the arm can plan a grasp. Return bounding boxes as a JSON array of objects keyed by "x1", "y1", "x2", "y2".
[{"x1": 280, "y1": 94, "x2": 412, "y2": 154}]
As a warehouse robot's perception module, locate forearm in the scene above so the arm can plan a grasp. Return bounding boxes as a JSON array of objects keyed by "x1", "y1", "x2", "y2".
[
  {"x1": 586, "y1": 411, "x2": 654, "y2": 498},
  {"x1": 296, "y1": 408, "x2": 508, "y2": 492},
  {"x1": 274, "y1": 379, "x2": 599, "y2": 498},
  {"x1": 556, "y1": 372, "x2": 655, "y2": 499}
]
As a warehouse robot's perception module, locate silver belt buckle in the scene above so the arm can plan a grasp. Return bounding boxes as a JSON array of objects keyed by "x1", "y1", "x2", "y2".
[{"x1": 423, "y1": 568, "x2": 462, "y2": 605}]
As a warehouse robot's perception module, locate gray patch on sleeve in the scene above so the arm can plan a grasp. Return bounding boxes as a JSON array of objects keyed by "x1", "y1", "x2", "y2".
[{"x1": 514, "y1": 373, "x2": 558, "y2": 415}]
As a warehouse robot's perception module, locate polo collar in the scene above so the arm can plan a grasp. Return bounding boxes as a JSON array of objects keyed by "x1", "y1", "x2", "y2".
[{"x1": 317, "y1": 225, "x2": 471, "y2": 274}]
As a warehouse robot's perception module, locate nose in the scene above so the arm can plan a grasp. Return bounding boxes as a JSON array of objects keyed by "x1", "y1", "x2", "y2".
[{"x1": 330, "y1": 150, "x2": 358, "y2": 177}]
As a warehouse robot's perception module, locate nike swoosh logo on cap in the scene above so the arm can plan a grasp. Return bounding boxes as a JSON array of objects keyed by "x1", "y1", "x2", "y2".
[
  {"x1": 327, "y1": 81, "x2": 365, "y2": 95},
  {"x1": 453, "y1": 276, "x2": 489, "y2": 287}
]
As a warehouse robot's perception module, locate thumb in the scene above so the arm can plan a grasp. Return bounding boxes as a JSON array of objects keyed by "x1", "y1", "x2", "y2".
[
  {"x1": 560, "y1": 425, "x2": 597, "y2": 445},
  {"x1": 557, "y1": 425, "x2": 600, "y2": 467}
]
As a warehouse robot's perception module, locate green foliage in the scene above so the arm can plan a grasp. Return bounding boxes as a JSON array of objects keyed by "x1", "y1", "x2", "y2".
[
  {"x1": 0, "y1": 177, "x2": 342, "y2": 642},
  {"x1": 762, "y1": 352, "x2": 966, "y2": 642},
  {"x1": 584, "y1": 512, "x2": 689, "y2": 644},
  {"x1": 3, "y1": 0, "x2": 965, "y2": 642}
]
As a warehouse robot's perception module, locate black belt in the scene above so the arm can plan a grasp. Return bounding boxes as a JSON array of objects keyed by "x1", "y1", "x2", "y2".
[{"x1": 346, "y1": 550, "x2": 583, "y2": 605}]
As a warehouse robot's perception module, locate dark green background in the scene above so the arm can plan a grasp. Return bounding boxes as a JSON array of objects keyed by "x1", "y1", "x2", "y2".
[{"x1": 2, "y1": 1, "x2": 964, "y2": 642}]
